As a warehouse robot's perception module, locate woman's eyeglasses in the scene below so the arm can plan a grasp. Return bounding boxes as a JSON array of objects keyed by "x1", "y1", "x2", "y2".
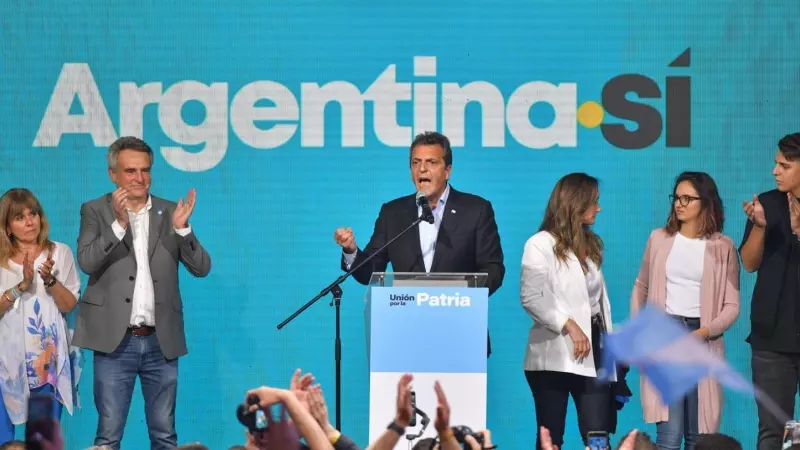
[{"x1": 670, "y1": 194, "x2": 701, "y2": 207}]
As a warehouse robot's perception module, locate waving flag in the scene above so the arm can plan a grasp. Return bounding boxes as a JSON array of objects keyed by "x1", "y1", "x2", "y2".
[{"x1": 601, "y1": 304, "x2": 788, "y2": 424}]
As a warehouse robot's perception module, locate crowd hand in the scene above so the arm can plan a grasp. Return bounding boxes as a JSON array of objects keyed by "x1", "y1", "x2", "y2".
[
  {"x1": 308, "y1": 385, "x2": 336, "y2": 435},
  {"x1": 333, "y1": 227, "x2": 357, "y2": 254},
  {"x1": 539, "y1": 426, "x2": 560, "y2": 450},
  {"x1": 173, "y1": 188, "x2": 197, "y2": 229},
  {"x1": 246, "y1": 386, "x2": 288, "y2": 412},
  {"x1": 742, "y1": 194, "x2": 766, "y2": 228},
  {"x1": 433, "y1": 381, "x2": 451, "y2": 433},
  {"x1": 288, "y1": 368, "x2": 315, "y2": 412},
  {"x1": 395, "y1": 373, "x2": 413, "y2": 427},
  {"x1": 38, "y1": 248, "x2": 56, "y2": 285},
  {"x1": 563, "y1": 319, "x2": 590, "y2": 362},
  {"x1": 21, "y1": 252, "x2": 35, "y2": 290},
  {"x1": 111, "y1": 187, "x2": 130, "y2": 227},
  {"x1": 615, "y1": 430, "x2": 639, "y2": 450},
  {"x1": 789, "y1": 193, "x2": 800, "y2": 234}
]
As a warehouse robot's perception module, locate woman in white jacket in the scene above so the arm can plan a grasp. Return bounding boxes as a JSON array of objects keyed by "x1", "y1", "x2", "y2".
[{"x1": 520, "y1": 173, "x2": 616, "y2": 449}]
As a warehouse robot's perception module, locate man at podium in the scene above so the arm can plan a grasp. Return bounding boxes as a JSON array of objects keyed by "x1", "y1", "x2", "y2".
[{"x1": 333, "y1": 131, "x2": 505, "y2": 355}]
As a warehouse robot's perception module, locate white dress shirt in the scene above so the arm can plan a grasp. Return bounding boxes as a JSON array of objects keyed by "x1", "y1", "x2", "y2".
[
  {"x1": 111, "y1": 196, "x2": 191, "y2": 327},
  {"x1": 344, "y1": 185, "x2": 450, "y2": 272},
  {"x1": 585, "y1": 259, "x2": 604, "y2": 316}
]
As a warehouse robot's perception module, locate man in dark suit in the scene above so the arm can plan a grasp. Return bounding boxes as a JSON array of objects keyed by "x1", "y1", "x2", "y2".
[
  {"x1": 72, "y1": 136, "x2": 211, "y2": 450},
  {"x1": 334, "y1": 131, "x2": 505, "y2": 354}
]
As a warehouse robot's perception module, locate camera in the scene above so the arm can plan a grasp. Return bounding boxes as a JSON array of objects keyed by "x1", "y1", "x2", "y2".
[{"x1": 452, "y1": 425, "x2": 485, "y2": 446}]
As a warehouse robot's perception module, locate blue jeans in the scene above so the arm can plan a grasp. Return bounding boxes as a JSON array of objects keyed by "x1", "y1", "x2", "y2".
[
  {"x1": 0, "y1": 384, "x2": 63, "y2": 444},
  {"x1": 656, "y1": 316, "x2": 700, "y2": 450},
  {"x1": 93, "y1": 332, "x2": 178, "y2": 450}
]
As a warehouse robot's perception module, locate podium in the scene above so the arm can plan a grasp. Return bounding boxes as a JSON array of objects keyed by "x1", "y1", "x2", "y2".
[{"x1": 365, "y1": 272, "x2": 489, "y2": 447}]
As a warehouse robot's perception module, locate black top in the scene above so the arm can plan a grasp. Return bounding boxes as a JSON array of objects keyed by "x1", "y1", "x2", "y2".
[{"x1": 740, "y1": 189, "x2": 800, "y2": 353}]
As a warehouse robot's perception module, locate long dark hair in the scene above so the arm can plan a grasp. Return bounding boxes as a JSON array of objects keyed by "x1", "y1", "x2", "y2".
[
  {"x1": 664, "y1": 171, "x2": 724, "y2": 237},
  {"x1": 539, "y1": 173, "x2": 603, "y2": 270}
]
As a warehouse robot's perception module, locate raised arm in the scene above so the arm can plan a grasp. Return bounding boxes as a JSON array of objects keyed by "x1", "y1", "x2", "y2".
[
  {"x1": 76, "y1": 202, "x2": 127, "y2": 274},
  {"x1": 344, "y1": 203, "x2": 391, "y2": 285},
  {"x1": 740, "y1": 194, "x2": 767, "y2": 272}
]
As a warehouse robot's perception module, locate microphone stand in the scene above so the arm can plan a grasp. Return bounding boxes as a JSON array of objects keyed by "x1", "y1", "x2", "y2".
[{"x1": 277, "y1": 206, "x2": 434, "y2": 430}]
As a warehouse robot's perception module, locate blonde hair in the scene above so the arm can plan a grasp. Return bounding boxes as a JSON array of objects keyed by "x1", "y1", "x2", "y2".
[
  {"x1": 0, "y1": 188, "x2": 53, "y2": 269},
  {"x1": 538, "y1": 173, "x2": 603, "y2": 271}
]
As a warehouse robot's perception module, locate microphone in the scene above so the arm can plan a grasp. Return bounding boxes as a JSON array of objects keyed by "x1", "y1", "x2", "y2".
[{"x1": 416, "y1": 191, "x2": 435, "y2": 224}]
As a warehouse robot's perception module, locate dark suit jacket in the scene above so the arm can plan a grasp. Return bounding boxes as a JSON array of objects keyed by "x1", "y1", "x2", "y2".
[
  {"x1": 72, "y1": 194, "x2": 211, "y2": 360},
  {"x1": 341, "y1": 187, "x2": 505, "y2": 353},
  {"x1": 342, "y1": 187, "x2": 504, "y2": 293}
]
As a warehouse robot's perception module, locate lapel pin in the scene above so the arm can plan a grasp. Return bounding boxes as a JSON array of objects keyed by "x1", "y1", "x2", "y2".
[
  {"x1": 157, "y1": 210, "x2": 163, "y2": 215},
  {"x1": 451, "y1": 209, "x2": 456, "y2": 214}
]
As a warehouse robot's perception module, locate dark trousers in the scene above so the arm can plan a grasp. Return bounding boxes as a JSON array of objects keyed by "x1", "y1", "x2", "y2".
[
  {"x1": 93, "y1": 332, "x2": 179, "y2": 450},
  {"x1": 751, "y1": 349, "x2": 800, "y2": 450},
  {"x1": 526, "y1": 319, "x2": 611, "y2": 448}
]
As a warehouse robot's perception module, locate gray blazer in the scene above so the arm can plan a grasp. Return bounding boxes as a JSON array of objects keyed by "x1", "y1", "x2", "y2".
[{"x1": 71, "y1": 194, "x2": 211, "y2": 359}]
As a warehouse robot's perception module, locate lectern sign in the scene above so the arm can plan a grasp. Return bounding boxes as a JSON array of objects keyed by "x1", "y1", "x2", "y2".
[{"x1": 366, "y1": 281, "x2": 488, "y2": 448}]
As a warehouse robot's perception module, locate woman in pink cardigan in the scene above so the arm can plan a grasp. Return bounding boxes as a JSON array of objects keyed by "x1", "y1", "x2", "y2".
[{"x1": 630, "y1": 171, "x2": 740, "y2": 450}]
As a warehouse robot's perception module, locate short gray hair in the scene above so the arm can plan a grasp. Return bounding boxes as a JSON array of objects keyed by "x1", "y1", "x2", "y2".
[{"x1": 107, "y1": 136, "x2": 153, "y2": 171}]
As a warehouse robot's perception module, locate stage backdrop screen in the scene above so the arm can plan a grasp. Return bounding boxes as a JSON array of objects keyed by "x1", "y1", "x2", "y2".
[{"x1": 1, "y1": 1, "x2": 799, "y2": 448}]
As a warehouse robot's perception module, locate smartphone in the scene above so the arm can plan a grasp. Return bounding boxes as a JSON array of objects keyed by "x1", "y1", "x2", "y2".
[
  {"x1": 409, "y1": 391, "x2": 417, "y2": 427},
  {"x1": 587, "y1": 431, "x2": 610, "y2": 450},
  {"x1": 25, "y1": 391, "x2": 58, "y2": 450}
]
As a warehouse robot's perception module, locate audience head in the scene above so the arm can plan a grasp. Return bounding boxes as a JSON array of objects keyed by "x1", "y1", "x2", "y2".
[
  {"x1": 612, "y1": 430, "x2": 656, "y2": 450},
  {"x1": 0, "y1": 440, "x2": 25, "y2": 450},
  {"x1": 411, "y1": 437, "x2": 438, "y2": 450},
  {"x1": 176, "y1": 444, "x2": 209, "y2": 450},
  {"x1": 695, "y1": 433, "x2": 742, "y2": 450}
]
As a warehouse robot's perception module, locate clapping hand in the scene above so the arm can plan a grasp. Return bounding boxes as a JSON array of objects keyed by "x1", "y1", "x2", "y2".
[
  {"x1": 433, "y1": 381, "x2": 451, "y2": 434},
  {"x1": 788, "y1": 193, "x2": 800, "y2": 235},
  {"x1": 173, "y1": 189, "x2": 196, "y2": 229},
  {"x1": 395, "y1": 374, "x2": 414, "y2": 428},
  {"x1": 38, "y1": 248, "x2": 56, "y2": 287},
  {"x1": 743, "y1": 194, "x2": 766, "y2": 228},
  {"x1": 111, "y1": 187, "x2": 130, "y2": 228},
  {"x1": 289, "y1": 368, "x2": 314, "y2": 411},
  {"x1": 21, "y1": 252, "x2": 35, "y2": 291}
]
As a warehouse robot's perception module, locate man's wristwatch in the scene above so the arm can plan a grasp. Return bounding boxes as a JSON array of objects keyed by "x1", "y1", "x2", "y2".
[
  {"x1": 44, "y1": 277, "x2": 57, "y2": 289},
  {"x1": 387, "y1": 420, "x2": 406, "y2": 435}
]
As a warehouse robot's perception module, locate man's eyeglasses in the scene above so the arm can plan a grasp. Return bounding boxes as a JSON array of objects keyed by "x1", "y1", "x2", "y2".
[{"x1": 670, "y1": 194, "x2": 701, "y2": 207}]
